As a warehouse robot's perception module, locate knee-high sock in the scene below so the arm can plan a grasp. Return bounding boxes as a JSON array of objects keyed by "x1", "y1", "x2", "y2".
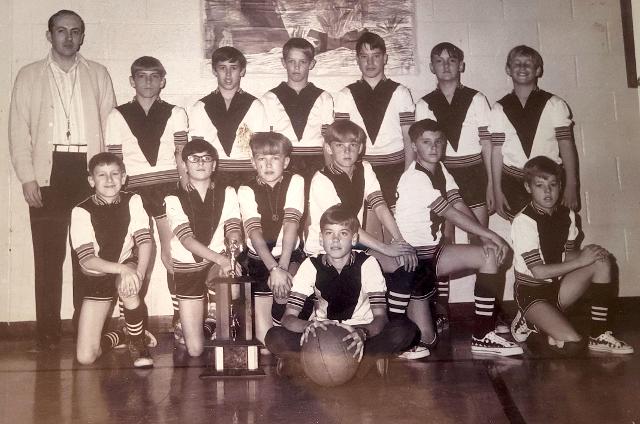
[
  {"x1": 124, "y1": 304, "x2": 146, "y2": 344},
  {"x1": 473, "y1": 273, "x2": 501, "y2": 338},
  {"x1": 436, "y1": 278, "x2": 450, "y2": 311},
  {"x1": 167, "y1": 273, "x2": 179, "y2": 322},
  {"x1": 385, "y1": 268, "x2": 414, "y2": 320},
  {"x1": 101, "y1": 329, "x2": 125, "y2": 351},
  {"x1": 589, "y1": 283, "x2": 613, "y2": 337}
]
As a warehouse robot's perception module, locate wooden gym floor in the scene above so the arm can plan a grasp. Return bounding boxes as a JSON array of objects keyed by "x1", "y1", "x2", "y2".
[{"x1": 1, "y1": 300, "x2": 639, "y2": 424}]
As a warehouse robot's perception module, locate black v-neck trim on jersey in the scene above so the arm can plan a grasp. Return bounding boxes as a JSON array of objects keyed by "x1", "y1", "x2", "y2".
[
  {"x1": 422, "y1": 86, "x2": 477, "y2": 152},
  {"x1": 271, "y1": 82, "x2": 323, "y2": 141},
  {"x1": 347, "y1": 79, "x2": 399, "y2": 144},
  {"x1": 201, "y1": 90, "x2": 256, "y2": 156}
]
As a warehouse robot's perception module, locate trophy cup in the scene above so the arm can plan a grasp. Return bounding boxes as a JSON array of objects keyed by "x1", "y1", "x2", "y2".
[{"x1": 200, "y1": 240, "x2": 265, "y2": 378}]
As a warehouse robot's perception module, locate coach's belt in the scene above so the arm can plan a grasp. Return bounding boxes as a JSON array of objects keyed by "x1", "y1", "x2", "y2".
[{"x1": 53, "y1": 144, "x2": 88, "y2": 153}]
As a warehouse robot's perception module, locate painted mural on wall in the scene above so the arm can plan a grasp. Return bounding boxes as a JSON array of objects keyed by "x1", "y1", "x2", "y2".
[{"x1": 202, "y1": 0, "x2": 416, "y2": 75}]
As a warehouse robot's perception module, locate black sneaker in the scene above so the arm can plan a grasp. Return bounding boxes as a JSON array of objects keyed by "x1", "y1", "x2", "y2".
[
  {"x1": 471, "y1": 331, "x2": 524, "y2": 357},
  {"x1": 129, "y1": 340, "x2": 154, "y2": 368}
]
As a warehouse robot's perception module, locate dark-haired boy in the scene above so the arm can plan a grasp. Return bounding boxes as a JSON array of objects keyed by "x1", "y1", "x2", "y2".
[
  {"x1": 265, "y1": 204, "x2": 418, "y2": 377},
  {"x1": 490, "y1": 45, "x2": 579, "y2": 221},
  {"x1": 395, "y1": 119, "x2": 523, "y2": 356},
  {"x1": 189, "y1": 47, "x2": 269, "y2": 189},
  {"x1": 261, "y1": 38, "x2": 334, "y2": 189},
  {"x1": 70, "y1": 152, "x2": 155, "y2": 368},
  {"x1": 164, "y1": 139, "x2": 243, "y2": 357},
  {"x1": 510, "y1": 156, "x2": 632, "y2": 356},
  {"x1": 333, "y1": 32, "x2": 415, "y2": 211},
  {"x1": 238, "y1": 132, "x2": 306, "y2": 344},
  {"x1": 105, "y1": 56, "x2": 188, "y2": 326}
]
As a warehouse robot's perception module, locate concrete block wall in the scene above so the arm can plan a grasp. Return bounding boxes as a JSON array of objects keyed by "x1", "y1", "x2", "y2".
[{"x1": 1, "y1": 0, "x2": 638, "y2": 322}]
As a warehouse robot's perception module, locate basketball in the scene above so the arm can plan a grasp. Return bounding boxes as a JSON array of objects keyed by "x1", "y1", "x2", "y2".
[{"x1": 301, "y1": 324, "x2": 360, "y2": 387}]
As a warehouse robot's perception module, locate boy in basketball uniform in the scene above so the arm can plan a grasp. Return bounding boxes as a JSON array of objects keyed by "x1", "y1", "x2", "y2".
[
  {"x1": 265, "y1": 205, "x2": 418, "y2": 377},
  {"x1": 164, "y1": 139, "x2": 242, "y2": 357},
  {"x1": 395, "y1": 119, "x2": 523, "y2": 357},
  {"x1": 490, "y1": 45, "x2": 579, "y2": 221},
  {"x1": 238, "y1": 132, "x2": 306, "y2": 344},
  {"x1": 189, "y1": 47, "x2": 269, "y2": 189},
  {"x1": 71, "y1": 153, "x2": 155, "y2": 368},
  {"x1": 261, "y1": 38, "x2": 333, "y2": 193},
  {"x1": 510, "y1": 156, "x2": 632, "y2": 356},
  {"x1": 105, "y1": 56, "x2": 188, "y2": 335}
]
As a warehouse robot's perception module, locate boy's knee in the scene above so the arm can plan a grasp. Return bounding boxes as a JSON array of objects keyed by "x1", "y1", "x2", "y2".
[
  {"x1": 186, "y1": 341, "x2": 204, "y2": 357},
  {"x1": 76, "y1": 348, "x2": 99, "y2": 365}
]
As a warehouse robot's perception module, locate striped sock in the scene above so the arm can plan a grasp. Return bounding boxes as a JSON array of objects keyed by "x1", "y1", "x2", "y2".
[
  {"x1": 385, "y1": 268, "x2": 414, "y2": 319},
  {"x1": 473, "y1": 273, "x2": 499, "y2": 338},
  {"x1": 124, "y1": 304, "x2": 146, "y2": 344},
  {"x1": 589, "y1": 283, "x2": 613, "y2": 337},
  {"x1": 101, "y1": 329, "x2": 125, "y2": 351}
]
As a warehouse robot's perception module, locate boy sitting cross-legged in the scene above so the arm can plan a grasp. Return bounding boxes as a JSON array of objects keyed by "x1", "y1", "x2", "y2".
[
  {"x1": 395, "y1": 119, "x2": 523, "y2": 356},
  {"x1": 164, "y1": 139, "x2": 243, "y2": 357},
  {"x1": 238, "y1": 132, "x2": 309, "y2": 345},
  {"x1": 71, "y1": 152, "x2": 155, "y2": 368},
  {"x1": 510, "y1": 156, "x2": 633, "y2": 356},
  {"x1": 265, "y1": 204, "x2": 418, "y2": 377}
]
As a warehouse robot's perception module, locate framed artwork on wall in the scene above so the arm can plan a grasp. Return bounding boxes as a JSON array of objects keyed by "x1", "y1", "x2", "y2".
[{"x1": 201, "y1": 0, "x2": 416, "y2": 75}]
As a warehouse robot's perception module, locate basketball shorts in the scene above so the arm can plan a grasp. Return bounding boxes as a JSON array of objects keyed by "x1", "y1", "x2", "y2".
[
  {"x1": 501, "y1": 165, "x2": 529, "y2": 221},
  {"x1": 370, "y1": 161, "x2": 404, "y2": 208},
  {"x1": 131, "y1": 181, "x2": 176, "y2": 219},
  {"x1": 246, "y1": 248, "x2": 306, "y2": 297},
  {"x1": 174, "y1": 265, "x2": 212, "y2": 301},
  {"x1": 82, "y1": 257, "x2": 138, "y2": 302},
  {"x1": 514, "y1": 277, "x2": 562, "y2": 315},
  {"x1": 444, "y1": 155, "x2": 488, "y2": 209},
  {"x1": 410, "y1": 244, "x2": 444, "y2": 300}
]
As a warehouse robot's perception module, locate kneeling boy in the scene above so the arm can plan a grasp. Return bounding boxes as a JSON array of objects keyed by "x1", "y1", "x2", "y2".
[
  {"x1": 71, "y1": 153, "x2": 154, "y2": 368},
  {"x1": 238, "y1": 132, "x2": 306, "y2": 343},
  {"x1": 510, "y1": 156, "x2": 633, "y2": 355},
  {"x1": 265, "y1": 205, "x2": 418, "y2": 375},
  {"x1": 395, "y1": 119, "x2": 522, "y2": 356},
  {"x1": 164, "y1": 139, "x2": 243, "y2": 357}
]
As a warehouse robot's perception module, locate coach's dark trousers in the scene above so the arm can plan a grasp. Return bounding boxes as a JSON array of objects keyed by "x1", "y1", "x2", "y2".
[{"x1": 29, "y1": 152, "x2": 90, "y2": 347}]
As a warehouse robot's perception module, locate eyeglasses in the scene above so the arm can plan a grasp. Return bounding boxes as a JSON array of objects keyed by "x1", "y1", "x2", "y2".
[{"x1": 186, "y1": 154, "x2": 214, "y2": 163}]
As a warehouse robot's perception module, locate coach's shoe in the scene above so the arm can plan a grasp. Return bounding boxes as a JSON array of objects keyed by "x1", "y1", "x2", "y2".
[
  {"x1": 511, "y1": 311, "x2": 537, "y2": 343},
  {"x1": 129, "y1": 340, "x2": 154, "y2": 369},
  {"x1": 472, "y1": 331, "x2": 524, "y2": 357},
  {"x1": 173, "y1": 321, "x2": 185, "y2": 345},
  {"x1": 398, "y1": 341, "x2": 431, "y2": 360},
  {"x1": 588, "y1": 331, "x2": 634, "y2": 355}
]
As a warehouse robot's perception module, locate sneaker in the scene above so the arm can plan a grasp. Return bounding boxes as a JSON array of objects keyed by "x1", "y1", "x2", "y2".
[
  {"x1": 511, "y1": 311, "x2": 537, "y2": 343},
  {"x1": 588, "y1": 331, "x2": 634, "y2": 355},
  {"x1": 173, "y1": 321, "x2": 185, "y2": 345},
  {"x1": 471, "y1": 331, "x2": 524, "y2": 357},
  {"x1": 398, "y1": 342, "x2": 431, "y2": 360},
  {"x1": 435, "y1": 315, "x2": 449, "y2": 334},
  {"x1": 117, "y1": 328, "x2": 157, "y2": 349},
  {"x1": 129, "y1": 341, "x2": 154, "y2": 368}
]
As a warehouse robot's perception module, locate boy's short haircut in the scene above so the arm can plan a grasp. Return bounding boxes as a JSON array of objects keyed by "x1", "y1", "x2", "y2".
[
  {"x1": 324, "y1": 120, "x2": 366, "y2": 146},
  {"x1": 408, "y1": 119, "x2": 444, "y2": 143},
  {"x1": 211, "y1": 46, "x2": 247, "y2": 69},
  {"x1": 320, "y1": 204, "x2": 360, "y2": 234},
  {"x1": 430, "y1": 42, "x2": 464, "y2": 62},
  {"x1": 88, "y1": 152, "x2": 125, "y2": 174},
  {"x1": 356, "y1": 31, "x2": 386, "y2": 55},
  {"x1": 130, "y1": 56, "x2": 166, "y2": 77},
  {"x1": 48, "y1": 9, "x2": 85, "y2": 33},
  {"x1": 506, "y1": 45, "x2": 544, "y2": 73},
  {"x1": 523, "y1": 156, "x2": 563, "y2": 185},
  {"x1": 282, "y1": 37, "x2": 315, "y2": 60},
  {"x1": 181, "y1": 139, "x2": 219, "y2": 163},
  {"x1": 250, "y1": 132, "x2": 293, "y2": 157}
]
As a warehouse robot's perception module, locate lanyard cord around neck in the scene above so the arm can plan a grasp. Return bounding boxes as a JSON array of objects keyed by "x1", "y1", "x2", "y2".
[{"x1": 49, "y1": 64, "x2": 79, "y2": 141}]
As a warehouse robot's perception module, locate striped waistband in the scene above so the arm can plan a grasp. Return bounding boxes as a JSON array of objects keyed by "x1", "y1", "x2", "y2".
[
  {"x1": 173, "y1": 260, "x2": 211, "y2": 273},
  {"x1": 217, "y1": 159, "x2": 254, "y2": 172},
  {"x1": 514, "y1": 271, "x2": 554, "y2": 287},
  {"x1": 443, "y1": 153, "x2": 482, "y2": 168},
  {"x1": 53, "y1": 144, "x2": 87, "y2": 153},
  {"x1": 503, "y1": 164, "x2": 525, "y2": 179},
  {"x1": 363, "y1": 150, "x2": 405, "y2": 166},
  {"x1": 127, "y1": 169, "x2": 179, "y2": 188}
]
